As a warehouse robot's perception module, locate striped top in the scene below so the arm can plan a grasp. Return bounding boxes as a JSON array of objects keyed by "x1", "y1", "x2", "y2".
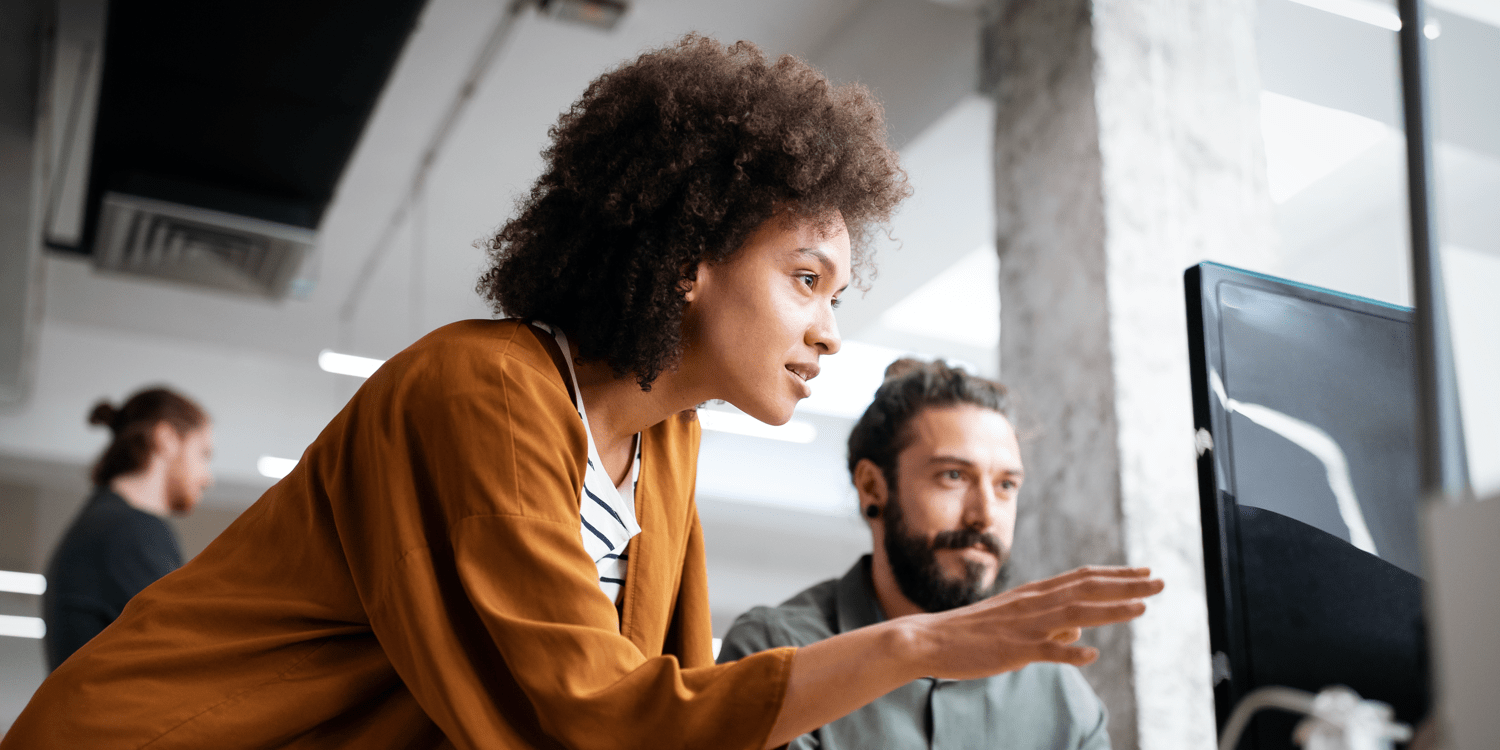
[{"x1": 533, "y1": 322, "x2": 641, "y2": 603}]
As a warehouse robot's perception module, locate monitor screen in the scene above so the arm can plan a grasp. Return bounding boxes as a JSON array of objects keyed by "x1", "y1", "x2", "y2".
[{"x1": 1185, "y1": 263, "x2": 1428, "y2": 750}]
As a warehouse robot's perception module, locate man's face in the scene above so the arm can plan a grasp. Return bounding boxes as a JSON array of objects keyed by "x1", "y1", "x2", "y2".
[
  {"x1": 165, "y1": 424, "x2": 215, "y2": 516},
  {"x1": 882, "y1": 404, "x2": 1024, "y2": 612}
]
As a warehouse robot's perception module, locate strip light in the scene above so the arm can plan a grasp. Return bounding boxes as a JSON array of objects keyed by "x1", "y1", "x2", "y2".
[
  {"x1": 0, "y1": 571, "x2": 46, "y2": 595},
  {"x1": 697, "y1": 409, "x2": 817, "y2": 444},
  {"x1": 318, "y1": 349, "x2": 384, "y2": 379},
  {"x1": 1289, "y1": 0, "x2": 1441, "y2": 37},
  {"x1": 258, "y1": 455, "x2": 298, "y2": 479},
  {"x1": 0, "y1": 615, "x2": 46, "y2": 639}
]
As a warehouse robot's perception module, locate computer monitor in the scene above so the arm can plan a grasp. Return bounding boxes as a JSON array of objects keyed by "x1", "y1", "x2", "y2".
[{"x1": 1185, "y1": 262, "x2": 1429, "y2": 750}]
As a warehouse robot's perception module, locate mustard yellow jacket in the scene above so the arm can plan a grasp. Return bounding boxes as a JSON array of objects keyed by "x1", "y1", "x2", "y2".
[{"x1": 4, "y1": 320, "x2": 794, "y2": 749}]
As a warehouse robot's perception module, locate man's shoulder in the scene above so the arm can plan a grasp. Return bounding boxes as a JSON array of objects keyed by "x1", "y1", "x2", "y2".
[
  {"x1": 717, "y1": 577, "x2": 841, "y2": 661},
  {"x1": 67, "y1": 496, "x2": 164, "y2": 544}
]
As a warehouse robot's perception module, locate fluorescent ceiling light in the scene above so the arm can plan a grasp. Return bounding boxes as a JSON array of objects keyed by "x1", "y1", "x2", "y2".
[
  {"x1": 318, "y1": 349, "x2": 384, "y2": 378},
  {"x1": 0, "y1": 615, "x2": 46, "y2": 639},
  {"x1": 879, "y1": 244, "x2": 1001, "y2": 349},
  {"x1": 1288, "y1": 0, "x2": 1441, "y2": 37},
  {"x1": 697, "y1": 409, "x2": 817, "y2": 444},
  {"x1": 258, "y1": 455, "x2": 298, "y2": 479},
  {"x1": 0, "y1": 571, "x2": 45, "y2": 595},
  {"x1": 1261, "y1": 91, "x2": 1393, "y2": 203}
]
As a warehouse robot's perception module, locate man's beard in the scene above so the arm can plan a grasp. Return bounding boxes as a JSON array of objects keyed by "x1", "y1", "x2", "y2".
[
  {"x1": 167, "y1": 492, "x2": 193, "y2": 515},
  {"x1": 883, "y1": 481, "x2": 1011, "y2": 613},
  {"x1": 165, "y1": 469, "x2": 196, "y2": 516}
]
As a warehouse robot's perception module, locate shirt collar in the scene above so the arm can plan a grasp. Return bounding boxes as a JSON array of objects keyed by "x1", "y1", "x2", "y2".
[{"x1": 834, "y1": 554, "x2": 888, "y2": 634}]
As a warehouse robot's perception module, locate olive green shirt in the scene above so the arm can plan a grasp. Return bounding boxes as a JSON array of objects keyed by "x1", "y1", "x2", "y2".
[{"x1": 719, "y1": 556, "x2": 1110, "y2": 750}]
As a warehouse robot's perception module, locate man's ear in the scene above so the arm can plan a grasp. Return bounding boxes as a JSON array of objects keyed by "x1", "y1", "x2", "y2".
[
  {"x1": 853, "y1": 459, "x2": 888, "y2": 519},
  {"x1": 151, "y1": 421, "x2": 183, "y2": 461}
]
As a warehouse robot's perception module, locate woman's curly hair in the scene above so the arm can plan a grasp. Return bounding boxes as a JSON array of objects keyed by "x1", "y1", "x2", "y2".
[{"x1": 477, "y1": 34, "x2": 909, "y2": 389}]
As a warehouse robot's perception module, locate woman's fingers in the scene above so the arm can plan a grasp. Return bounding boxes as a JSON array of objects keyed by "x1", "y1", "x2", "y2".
[
  {"x1": 1048, "y1": 627, "x2": 1083, "y2": 644},
  {"x1": 1031, "y1": 600, "x2": 1149, "y2": 632},
  {"x1": 1013, "y1": 566, "x2": 1155, "y2": 597},
  {"x1": 1009, "y1": 576, "x2": 1163, "y2": 616},
  {"x1": 1035, "y1": 640, "x2": 1100, "y2": 666}
]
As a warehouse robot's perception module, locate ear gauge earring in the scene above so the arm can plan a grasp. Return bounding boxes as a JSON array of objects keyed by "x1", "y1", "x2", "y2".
[{"x1": 864, "y1": 505, "x2": 881, "y2": 519}]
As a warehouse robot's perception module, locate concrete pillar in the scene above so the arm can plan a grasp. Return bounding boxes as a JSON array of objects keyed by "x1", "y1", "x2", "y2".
[
  {"x1": 0, "y1": 0, "x2": 48, "y2": 407},
  {"x1": 983, "y1": 1, "x2": 1277, "y2": 748}
]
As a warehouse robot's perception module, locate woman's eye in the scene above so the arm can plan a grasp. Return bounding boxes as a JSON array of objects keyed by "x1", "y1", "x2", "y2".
[
  {"x1": 799, "y1": 273, "x2": 818, "y2": 288},
  {"x1": 1000, "y1": 480, "x2": 1017, "y2": 491},
  {"x1": 943, "y1": 469, "x2": 963, "y2": 481},
  {"x1": 831, "y1": 297, "x2": 842, "y2": 309}
]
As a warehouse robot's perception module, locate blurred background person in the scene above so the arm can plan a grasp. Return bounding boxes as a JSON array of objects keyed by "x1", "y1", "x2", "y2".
[{"x1": 42, "y1": 387, "x2": 214, "y2": 670}]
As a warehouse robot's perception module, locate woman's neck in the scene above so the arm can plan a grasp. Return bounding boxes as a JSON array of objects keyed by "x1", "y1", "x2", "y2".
[{"x1": 571, "y1": 357, "x2": 702, "y2": 483}]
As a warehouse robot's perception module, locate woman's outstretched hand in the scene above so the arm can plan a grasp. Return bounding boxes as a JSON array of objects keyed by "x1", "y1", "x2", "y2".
[
  {"x1": 766, "y1": 565, "x2": 1164, "y2": 749},
  {"x1": 907, "y1": 565, "x2": 1165, "y2": 680}
]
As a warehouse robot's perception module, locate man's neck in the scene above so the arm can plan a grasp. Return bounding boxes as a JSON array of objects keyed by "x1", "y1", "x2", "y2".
[
  {"x1": 110, "y1": 467, "x2": 172, "y2": 517},
  {"x1": 869, "y1": 544, "x2": 927, "y2": 620}
]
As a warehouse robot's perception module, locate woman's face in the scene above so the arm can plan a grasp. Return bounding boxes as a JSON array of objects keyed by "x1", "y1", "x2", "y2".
[{"x1": 680, "y1": 213, "x2": 850, "y2": 425}]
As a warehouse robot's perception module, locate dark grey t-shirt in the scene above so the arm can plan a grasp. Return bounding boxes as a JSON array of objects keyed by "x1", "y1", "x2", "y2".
[
  {"x1": 42, "y1": 488, "x2": 183, "y2": 670},
  {"x1": 718, "y1": 556, "x2": 1110, "y2": 750}
]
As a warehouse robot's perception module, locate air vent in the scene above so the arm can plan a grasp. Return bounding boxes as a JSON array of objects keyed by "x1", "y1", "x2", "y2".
[
  {"x1": 93, "y1": 192, "x2": 316, "y2": 299},
  {"x1": 536, "y1": 0, "x2": 628, "y2": 30}
]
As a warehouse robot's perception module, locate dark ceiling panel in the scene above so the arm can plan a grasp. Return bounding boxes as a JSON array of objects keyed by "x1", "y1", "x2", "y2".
[{"x1": 76, "y1": 0, "x2": 428, "y2": 252}]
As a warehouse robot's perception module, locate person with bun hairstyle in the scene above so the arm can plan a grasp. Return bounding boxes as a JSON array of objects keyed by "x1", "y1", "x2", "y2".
[
  {"x1": 42, "y1": 387, "x2": 214, "y2": 670},
  {"x1": 5, "y1": 37, "x2": 1160, "y2": 749},
  {"x1": 719, "y1": 359, "x2": 1112, "y2": 749}
]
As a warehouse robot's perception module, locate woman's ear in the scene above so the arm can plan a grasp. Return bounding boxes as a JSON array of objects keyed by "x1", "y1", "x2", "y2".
[
  {"x1": 853, "y1": 458, "x2": 888, "y2": 519},
  {"x1": 678, "y1": 262, "x2": 704, "y2": 303}
]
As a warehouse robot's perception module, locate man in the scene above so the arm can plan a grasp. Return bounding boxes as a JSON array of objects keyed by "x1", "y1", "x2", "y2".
[
  {"x1": 43, "y1": 386, "x2": 215, "y2": 669},
  {"x1": 719, "y1": 359, "x2": 1110, "y2": 749}
]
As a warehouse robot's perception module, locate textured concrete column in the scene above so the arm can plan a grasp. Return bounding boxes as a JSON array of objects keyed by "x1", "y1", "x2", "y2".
[
  {"x1": 0, "y1": 0, "x2": 46, "y2": 406},
  {"x1": 983, "y1": 1, "x2": 1276, "y2": 748}
]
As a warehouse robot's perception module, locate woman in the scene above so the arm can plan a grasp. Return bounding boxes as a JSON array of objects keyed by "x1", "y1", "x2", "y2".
[
  {"x1": 43, "y1": 388, "x2": 214, "y2": 669},
  {"x1": 4, "y1": 37, "x2": 1160, "y2": 749}
]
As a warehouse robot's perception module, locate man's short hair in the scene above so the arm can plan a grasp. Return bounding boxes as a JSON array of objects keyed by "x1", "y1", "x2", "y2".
[
  {"x1": 477, "y1": 35, "x2": 908, "y2": 390},
  {"x1": 846, "y1": 359, "x2": 1011, "y2": 486}
]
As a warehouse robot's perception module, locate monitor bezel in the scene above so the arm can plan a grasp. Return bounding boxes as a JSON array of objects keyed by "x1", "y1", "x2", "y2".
[{"x1": 1183, "y1": 261, "x2": 1414, "y2": 731}]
